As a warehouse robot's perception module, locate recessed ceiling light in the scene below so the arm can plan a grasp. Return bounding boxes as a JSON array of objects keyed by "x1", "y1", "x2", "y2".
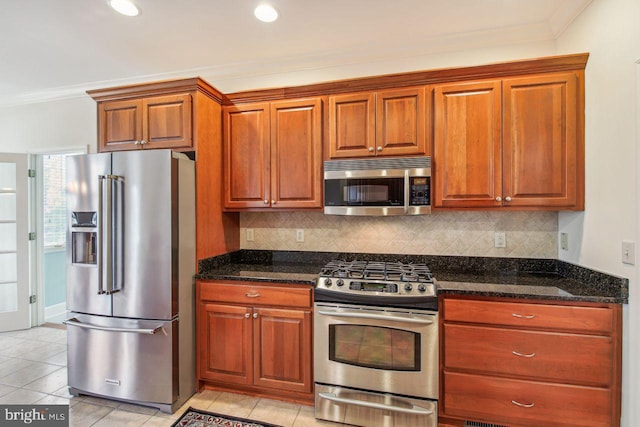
[
  {"x1": 254, "y1": 4, "x2": 278, "y2": 23},
  {"x1": 108, "y1": 0, "x2": 140, "y2": 17}
]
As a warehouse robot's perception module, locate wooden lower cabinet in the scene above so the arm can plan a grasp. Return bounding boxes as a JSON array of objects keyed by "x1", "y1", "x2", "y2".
[
  {"x1": 440, "y1": 296, "x2": 622, "y2": 427},
  {"x1": 197, "y1": 280, "x2": 313, "y2": 404}
]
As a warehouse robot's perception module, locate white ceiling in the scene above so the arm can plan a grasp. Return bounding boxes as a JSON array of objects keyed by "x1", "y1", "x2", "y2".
[{"x1": 0, "y1": 0, "x2": 591, "y2": 106}]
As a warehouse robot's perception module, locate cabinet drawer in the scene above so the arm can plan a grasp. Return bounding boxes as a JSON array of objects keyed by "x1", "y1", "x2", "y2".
[
  {"x1": 443, "y1": 298, "x2": 613, "y2": 334},
  {"x1": 443, "y1": 371, "x2": 612, "y2": 427},
  {"x1": 444, "y1": 324, "x2": 613, "y2": 386},
  {"x1": 199, "y1": 282, "x2": 312, "y2": 308}
]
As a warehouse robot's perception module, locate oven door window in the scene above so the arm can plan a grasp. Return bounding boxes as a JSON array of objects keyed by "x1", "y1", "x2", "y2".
[
  {"x1": 324, "y1": 178, "x2": 404, "y2": 207},
  {"x1": 329, "y1": 324, "x2": 420, "y2": 371}
]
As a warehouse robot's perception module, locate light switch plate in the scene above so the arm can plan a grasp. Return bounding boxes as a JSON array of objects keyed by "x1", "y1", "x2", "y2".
[
  {"x1": 494, "y1": 231, "x2": 506, "y2": 248},
  {"x1": 246, "y1": 228, "x2": 254, "y2": 242},
  {"x1": 622, "y1": 240, "x2": 635, "y2": 265},
  {"x1": 561, "y1": 233, "x2": 569, "y2": 251}
]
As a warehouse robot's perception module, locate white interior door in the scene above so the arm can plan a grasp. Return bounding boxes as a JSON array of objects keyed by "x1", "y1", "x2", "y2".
[{"x1": 0, "y1": 153, "x2": 30, "y2": 331}]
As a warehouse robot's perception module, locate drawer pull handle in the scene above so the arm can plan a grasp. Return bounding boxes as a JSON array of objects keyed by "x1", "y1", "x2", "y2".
[
  {"x1": 512, "y1": 313, "x2": 535, "y2": 319},
  {"x1": 245, "y1": 293, "x2": 261, "y2": 298},
  {"x1": 511, "y1": 400, "x2": 535, "y2": 408},
  {"x1": 512, "y1": 351, "x2": 536, "y2": 358}
]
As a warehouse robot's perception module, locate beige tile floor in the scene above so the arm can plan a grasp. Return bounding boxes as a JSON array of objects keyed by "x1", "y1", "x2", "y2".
[{"x1": 0, "y1": 325, "x2": 341, "y2": 427}]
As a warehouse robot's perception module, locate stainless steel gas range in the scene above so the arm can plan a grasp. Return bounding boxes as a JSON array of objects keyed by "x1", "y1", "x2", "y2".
[{"x1": 314, "y1": 260, "x2": 439, "y2": 427}]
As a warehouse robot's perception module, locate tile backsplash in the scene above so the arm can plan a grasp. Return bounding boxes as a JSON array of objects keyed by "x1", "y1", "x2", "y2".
[{"x1": 240, "y1": 211, "x2": 558, "y2": 258}]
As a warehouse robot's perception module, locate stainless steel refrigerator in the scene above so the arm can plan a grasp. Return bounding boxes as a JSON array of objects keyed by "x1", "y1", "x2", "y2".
[{"x1": 64, "y1": 149, "x2": 196, "y2": 413}]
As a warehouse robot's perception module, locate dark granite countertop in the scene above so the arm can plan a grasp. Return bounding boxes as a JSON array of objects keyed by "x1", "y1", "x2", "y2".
[{"x1": 196, "y1": 250, "x2": 628, "y2": 304}]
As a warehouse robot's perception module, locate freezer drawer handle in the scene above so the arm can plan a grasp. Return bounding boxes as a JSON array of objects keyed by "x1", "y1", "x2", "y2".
[
  {"x1": 318, "y1": 392, "x2": 434, "y2": 415},
  {"x1": 317, "y1": 309, "x2": 434, "y2": 325},
  {"x1": 64, "y1": 318, "x2": 165, "y2": 335}
]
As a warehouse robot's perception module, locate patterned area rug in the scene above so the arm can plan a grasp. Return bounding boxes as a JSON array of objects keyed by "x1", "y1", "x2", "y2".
[{"x1": 171, "y1": 407, "x2": 283, "y2": 427}]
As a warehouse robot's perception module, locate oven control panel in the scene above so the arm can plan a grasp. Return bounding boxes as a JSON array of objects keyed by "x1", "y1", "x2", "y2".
[{"x1": 318, "y1": 277, "x2": 436, "y2": 297}]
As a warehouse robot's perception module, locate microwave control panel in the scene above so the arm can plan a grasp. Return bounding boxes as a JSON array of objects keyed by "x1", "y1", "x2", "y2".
[{"x1": 410, "y1": 177, "x2": 430, "y2": 206}]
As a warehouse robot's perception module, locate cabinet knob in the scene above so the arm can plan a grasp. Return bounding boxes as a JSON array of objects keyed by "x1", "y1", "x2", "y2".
[
  {"x1": 495, "y1": 196, "x2": 502, "y2": 202},
  {"x1": 264, "y1": 200, "x2": 269, "y2": 204},
  {"x1": 271, "y1": 200, "x2": 276, "y2": 205},
  {"x1": 253, "y1": 313, "x2": 258, "y2": 319},
  {"x1": 140, "y1": 140, "x2": 147, "y2": 145},
  {"x1": 244, "y1": 313, "x2": 250, "y2": 318},
  {"x1": 505, "y1": 196, "x2": 512, "y2": 202},
  {"x1": 368, "y1": 147, "x2": 374, "y2": 152},
  {"x1": 376, "y1": 146, "x2": 382, "y2": 152},
  {"x1": 134, "y1": 140, "x2": 140, "y2": 145}
]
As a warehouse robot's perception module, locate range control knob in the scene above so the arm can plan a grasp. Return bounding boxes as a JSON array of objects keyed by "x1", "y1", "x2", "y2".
[
  {"x1": 336, "y1": 279, "x2": 345, "y2": 287},
  {"x1": 324, "y1": 278, "x2": 332, "y2": 287},
  {"x1": 418, "y1": 284, "x2": 427, "y2": 292},
  {"x1": 404, "y1": 284, "x2": 413, "y2": 292}
]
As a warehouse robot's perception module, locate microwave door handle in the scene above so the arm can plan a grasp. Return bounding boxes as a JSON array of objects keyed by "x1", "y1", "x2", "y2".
[
  {"x1": 404, "y1": 170, "x2": 410, "y2": 214},
  {"x1": 97, "y1": 175, "x2": 106, "y2": 295},
  {"x1": 318, "y1": 392, "x2": 434, "y2": 415}
]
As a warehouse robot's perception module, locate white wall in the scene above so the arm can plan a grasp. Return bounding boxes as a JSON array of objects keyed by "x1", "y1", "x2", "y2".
[
  {"x1": 0, "y1": 96, "x2": 95, "y2": 154},
  {"x1": 556, "y1": 0, "x2": 639, "y2": 425}
]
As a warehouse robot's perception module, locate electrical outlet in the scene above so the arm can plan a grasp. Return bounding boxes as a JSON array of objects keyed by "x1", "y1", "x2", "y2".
[
  {"x1": 622, "y1": 241, "x2": 635, "y2": 265},
  {"x1": 561, "y1": 233, "x2": 569, "y2": 251},
  {"x1": 494, "y1": 231, "x2": 506, "y2": 248},
  {"x1": 296, "y1": 229, "x2": 304, "y2": 243},
  {"x1": 246, "y1": 228, "x2": 254, "y2": 242}
]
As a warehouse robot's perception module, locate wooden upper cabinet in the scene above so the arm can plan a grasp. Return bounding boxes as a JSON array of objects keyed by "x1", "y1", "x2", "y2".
[
  {"x1": 270, "y1": 98, "x2": 323, "y2": 208},
  {"x1": 223, "y1": 98, "x2": 323, "y2": 210},
  {"x1": 143, "y1": 94, "x2": 192, "y2": 149},
  {"x1": 98, "y1": 99, "x2": 142, "y2": 150},
  {"x1": 223, "y1": 103, "x2": 270, "y2": 209},
  {"x1": 433, "y1": 71, "x2": 584, "y2": 210},
  {"x1": 434, "y1": 80, "x2": 502, "y2": 208},
  {"x1": 328, "y1": 92, "x2": 375, "y2": 158},
  {"x1": 97, "y1": 93, "x2": 192, "y2": 152},
  {"x1": 328, "y1": 87, "x2": 429, "y2": 159},
  {"x1": 503, "y1": 72, "x2": 583, "y2": 209},
  {"x1": 89, "y1": 78, "x2": 226, "y2": 155}
]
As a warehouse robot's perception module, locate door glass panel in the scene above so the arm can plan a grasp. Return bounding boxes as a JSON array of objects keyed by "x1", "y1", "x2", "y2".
[
  {"x1": 0, "y1": 162, "x2": 16, "y2": 188},
  {"x1": 0, "y1": 283, "x2": 18, "y2": 313},
  {"x1": 0, "y1": 194, "x2": 16, "y2": 220},
  {"x1": 329, "y1": 324, "x2": 420, "y2": 371},
  {"x1": 0, "y1": 223, "x2": 16, "y2": 251},
  {"x1": 0, "y1": 253, "x2": 17, "y2": 282}
]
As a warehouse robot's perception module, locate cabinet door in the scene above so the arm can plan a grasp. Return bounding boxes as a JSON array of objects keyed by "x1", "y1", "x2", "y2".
[
  {"x1": 503, "y1": 72, "x2": 583, "y2": 209},
  {"x1": 223, "y1": 103, "x2": 270, "y2": 209},
  {"x1": 98, "y1": 99, "x2": 143, "y2": 152},
  {"x1": 328, "y1": 92, "x2": 375, "y2": 158},
  {"x1": 253, "y1": 307, "x2": 312, "y2": 393},
  {"x1": 270, "y1": 98, "x2": 323, "y2": 209},
  {"x1": 198, "y1": 303, "x2": 253, "y2": 385},
  {"x1": 434, "y1": 80, "x2": 502, "y2": 208},
  {"x1": 142, "y1": 94, "x2": 192, "y2": 149},
  {"x1": 376, "y1": 87, "x2": 429, "y2": 156}
]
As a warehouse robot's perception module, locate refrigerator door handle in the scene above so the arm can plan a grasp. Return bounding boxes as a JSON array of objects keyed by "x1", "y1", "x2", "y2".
[
  {"x1": 98, "y1": 175, "x2": 106, "y2": 295},
  {"x1": 64, "y1": 318, "x2": 165, "y2": 335},
  {"x1": 106, "y1": 174, "x2": 123, "y2": 295}
]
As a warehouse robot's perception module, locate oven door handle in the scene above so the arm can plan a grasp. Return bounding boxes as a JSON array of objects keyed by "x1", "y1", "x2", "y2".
[
  {"x1": 317, "y1": 309, "x2": 434, "y2": 325},
  {"x1": 318, "y1": 392, "x2": 434, "y2": 415}
]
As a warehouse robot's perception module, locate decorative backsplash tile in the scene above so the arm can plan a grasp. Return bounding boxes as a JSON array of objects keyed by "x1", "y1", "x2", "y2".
[{"x1": 240, "y1": 211, "x2": 558, "y2": 258}]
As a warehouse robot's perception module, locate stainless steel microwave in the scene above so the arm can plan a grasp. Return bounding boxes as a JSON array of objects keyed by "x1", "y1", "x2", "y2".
[{"x1": 324, "y1": 156, "x2": 431, "y2": 216}]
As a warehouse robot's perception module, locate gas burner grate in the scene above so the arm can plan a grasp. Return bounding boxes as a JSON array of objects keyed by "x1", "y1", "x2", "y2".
[{"x1": 320, "y1": 260, "x2": 434, "y2": 283}]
